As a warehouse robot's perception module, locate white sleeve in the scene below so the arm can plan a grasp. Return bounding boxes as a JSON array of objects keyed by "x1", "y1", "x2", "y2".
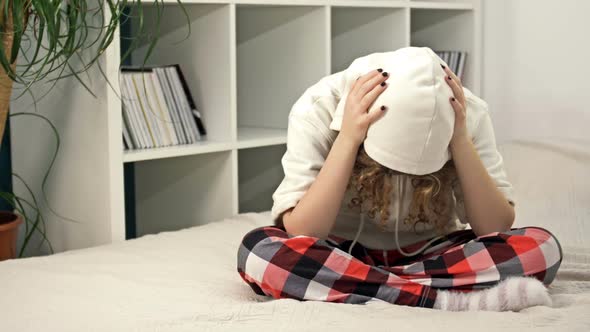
[
  {"x1": 270, "y1": 72, "x2": 345, "y2": 225},
  {"x1": 453, "y1": 110, "x2": 516, "y2": 225}
]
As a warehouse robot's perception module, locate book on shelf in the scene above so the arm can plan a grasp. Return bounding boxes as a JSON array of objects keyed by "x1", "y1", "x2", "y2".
[
  {"x1": 173, "y1": 64, "x2": 207, "y2": 136},
  {"x1": 434, "y1": 50, "x2": 467, "y2": 81},
  {"x1": 119, "y1": 64, "x2": 207, "y2": 150}
]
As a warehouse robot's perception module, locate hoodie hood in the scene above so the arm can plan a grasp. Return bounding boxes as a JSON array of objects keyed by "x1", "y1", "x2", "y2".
[{"x1": 330, "y1": 46, "x2": 456, "y2": 176}]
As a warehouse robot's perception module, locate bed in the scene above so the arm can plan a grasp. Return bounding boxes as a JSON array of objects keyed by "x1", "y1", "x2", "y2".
[{"x1": 0, "y1": 137, "x2": 589, "y2": 332}]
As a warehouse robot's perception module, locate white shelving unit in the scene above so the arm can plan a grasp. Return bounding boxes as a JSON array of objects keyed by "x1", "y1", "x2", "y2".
[{"x1": 99, "y1": 0, "x2": 482, "y2": 241}]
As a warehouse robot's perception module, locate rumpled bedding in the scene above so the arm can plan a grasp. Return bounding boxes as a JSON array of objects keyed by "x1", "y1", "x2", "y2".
[{"x1": 0, "y1": 211, "x2": 588, "y2": 332}]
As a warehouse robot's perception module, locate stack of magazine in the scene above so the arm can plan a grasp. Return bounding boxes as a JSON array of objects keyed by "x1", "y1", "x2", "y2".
[
  {"x1": 119, "y1": 64, "x2": 207, "y2": 150},
  {"x1": 435, "y1": 50, "x2": 467, "y2": 80}
]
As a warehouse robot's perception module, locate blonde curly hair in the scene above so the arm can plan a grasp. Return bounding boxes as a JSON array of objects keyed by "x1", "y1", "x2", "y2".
[{"x1": 346, "y1": 143, "x2": 459, "y2": 235}]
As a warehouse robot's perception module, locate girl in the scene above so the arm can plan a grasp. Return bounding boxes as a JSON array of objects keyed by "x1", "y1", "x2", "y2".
[{"x1": 237, "y1": 47, "x2": 563, "y2": 311}]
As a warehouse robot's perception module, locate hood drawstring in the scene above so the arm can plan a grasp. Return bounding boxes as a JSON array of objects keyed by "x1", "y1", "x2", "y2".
[
  {"x1": 347, "y1": 213, "x2": 365, "y2": 255},
  {"x1": 394, "y1": 212, "x2": 445, "y2": 257},
  {"x1": 347, "y1": 174, "x2": 446, "y2": 258}
]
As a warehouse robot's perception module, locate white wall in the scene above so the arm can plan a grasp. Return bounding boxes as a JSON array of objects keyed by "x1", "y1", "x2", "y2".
[
  {"x1": 482, "y1": 0, "x2": 590, "y2": 143},
  {"x1": 9, "y1": 61, "x2": 113, "y2": 256},
  {"x1": 9, "y1": 24, "x2": 114, "y2": 257}
]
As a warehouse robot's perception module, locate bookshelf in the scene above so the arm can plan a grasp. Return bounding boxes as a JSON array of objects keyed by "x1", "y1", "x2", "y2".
[{"x1": 98, "y1": 0, "x2": 483, "y2": 242}]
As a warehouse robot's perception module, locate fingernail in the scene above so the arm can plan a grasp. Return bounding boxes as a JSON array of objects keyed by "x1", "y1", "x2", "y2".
[
  {"x1": 382, "y1": 72, "x2": 388, "y2": 77},
  {"x1": 380, "y1": 82, "x2": 386, "y2": 87},
  {"x1": 377, "y1": 68, "x2": 383, "y2": 72},
  {"x1": 441, "y1": 64, "x2": 445, "y2": 69},
  {"x1": 451, "y1": 97, "x2": 456, "y2": 102},
  {"x1": 356, "y1": 76, "x2": 360, "y2": 81},
  {"x1": 447, "y1": 76, "x2": 452, "y2": 80},
  {"x1": 381, "y1": 105, "x2": 386, "y2": 111}
]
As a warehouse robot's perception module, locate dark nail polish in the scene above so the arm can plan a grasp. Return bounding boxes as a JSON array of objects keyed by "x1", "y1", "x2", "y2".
[
  {"x1": 447, "y1": 76, "x2": 452, "y2": 80},
  {"x1": 380, "y1": 105, "x2": 386, "y2": 111},
  {"x1": 380, "y1": 82, "x2": 386, "y2": 87},
  {"x1": 451, "y1": 97, "x2": 456, "y2": 102},
  {"x1": 382, "y1": 72, "x2": 388, "y2": 77},
  {"x1": 377, "y1": 68, "x2": 383, "y2": 72},
  {"x1": 441, "y1": 64, "x2": 445, "y2": 69}
]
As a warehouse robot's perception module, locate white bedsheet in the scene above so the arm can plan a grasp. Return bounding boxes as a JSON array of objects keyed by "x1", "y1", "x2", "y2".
[
  {"x1": 0, "y1": 211, "x2": 589, "y2": 332},
  {"x1": 498, "y1": 137, "x2": 590, "y2": 247},
  {"x1": 0, "y1": 138, "x2": 589, "y2": 331}
]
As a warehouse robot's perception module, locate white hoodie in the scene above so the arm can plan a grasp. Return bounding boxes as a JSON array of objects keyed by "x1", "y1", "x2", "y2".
[{"x1": 270, "y1": 48, "x2": 516, "y2": 255}]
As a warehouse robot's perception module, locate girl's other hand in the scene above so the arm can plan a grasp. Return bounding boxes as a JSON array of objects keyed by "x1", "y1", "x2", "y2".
[
  {"x1": 442, "y1": 65, "x2": 469, "y2": 147},
  {"x1": 339, "y1": 68, "x2": 389, "y2": 146}
]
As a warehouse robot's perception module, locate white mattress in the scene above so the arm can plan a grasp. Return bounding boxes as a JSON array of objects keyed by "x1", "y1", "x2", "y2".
[{"x1": 0, "y1": 138, "x2": 588, "y2": 332}]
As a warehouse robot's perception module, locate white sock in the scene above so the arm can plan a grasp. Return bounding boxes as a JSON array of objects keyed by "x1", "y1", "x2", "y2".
[{"x1": 433, "y1": 276, "x2": 552, "y2": 311}]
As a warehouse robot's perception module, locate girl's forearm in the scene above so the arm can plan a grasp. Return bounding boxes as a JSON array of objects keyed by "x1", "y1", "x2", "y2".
[
  {"x1": 282, "y1": 134, "x2": 360, "y2": 238},
  {"x1": 450, "y1": 138, "x2": 515, "y2": 236},
  {"x1": 281, "y1": 68, "x2": 388, "y2": 238}
]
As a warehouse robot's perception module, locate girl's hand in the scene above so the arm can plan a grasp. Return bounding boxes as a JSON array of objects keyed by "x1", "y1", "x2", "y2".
[
  {"x1": 442, "y1": 65, "x2": 469, "y2": 147},
  {"x1": 339, "y1": 68, "x2": 389, "y2": 146}
]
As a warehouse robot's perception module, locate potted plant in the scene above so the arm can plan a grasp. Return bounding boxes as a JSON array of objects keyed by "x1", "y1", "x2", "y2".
[{"x1": 0, "y1": 0, "x2": 188, "y2": 260}]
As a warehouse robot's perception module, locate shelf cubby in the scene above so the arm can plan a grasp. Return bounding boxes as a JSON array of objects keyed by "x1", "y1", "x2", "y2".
[
  {"x1": 331, "y1": 6, "x2": 408, "y2": 73},
  {"x1": 236, "y1": 5, "x2": 328, "y2": 132},
  {"x1": 134, "y1": 150, "x2": 235, "y2": 236},
  {"x1": 238, "y1": 145, "x2": 287, "y2": 213},
  {"x1": 410, "y1": 7, "x2": 477, "y2": 90},
  {"x1": 129, "y1": 3, "x2": 235, "y2": 144}
]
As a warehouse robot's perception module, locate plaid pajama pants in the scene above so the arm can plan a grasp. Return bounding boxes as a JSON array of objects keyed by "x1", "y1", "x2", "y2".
[{"x1": 237, "y1": 224, "x2": 563, "y2": 308}]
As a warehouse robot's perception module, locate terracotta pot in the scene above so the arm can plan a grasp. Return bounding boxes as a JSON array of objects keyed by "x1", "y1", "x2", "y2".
[{"x1": 0, "y1": 211, "x2": 22, "y2": 261}]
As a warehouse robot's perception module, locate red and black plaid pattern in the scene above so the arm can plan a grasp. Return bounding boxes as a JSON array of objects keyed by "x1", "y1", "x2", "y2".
[{"x1": 237, "y1": 225, "x2": 563, "y2": 308}]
